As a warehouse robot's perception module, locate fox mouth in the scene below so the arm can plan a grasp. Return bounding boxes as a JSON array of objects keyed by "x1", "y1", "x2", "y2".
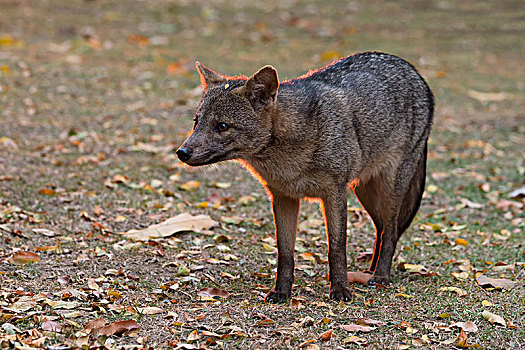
[{"x1": 182, "y1": 150, "x2": 236, "y2": 166}]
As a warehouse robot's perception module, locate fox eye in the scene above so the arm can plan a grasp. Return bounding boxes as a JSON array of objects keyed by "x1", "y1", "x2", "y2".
[{"x1": 217, "y1": 122, "x2": 230, "y2": 132}]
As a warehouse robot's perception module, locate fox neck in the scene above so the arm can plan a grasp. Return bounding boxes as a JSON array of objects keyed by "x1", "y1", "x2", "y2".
[
  {"x1": 242, "y1": 94, "x2": 315, "y2": 189},
  {"x1": 249, "y1": 97, "x2": 305, "y2": 158}
]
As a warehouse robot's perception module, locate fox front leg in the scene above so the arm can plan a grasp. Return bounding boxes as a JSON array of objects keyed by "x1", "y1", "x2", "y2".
[
  {"x1": 265, "y1": 192, "x2": 300, "y2": 303},
  {"x1": 322, "y1": 185, "x2": 353, "y2": 302}
]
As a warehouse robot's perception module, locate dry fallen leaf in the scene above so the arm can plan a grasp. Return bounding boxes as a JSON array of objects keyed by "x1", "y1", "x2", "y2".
[
  {"x1": 299, "y1": 251, "x2": 317, "y2": 262},
  {"x1": 496, "y1": 199, "x2": 523, "y2": 211},
  {"x1": 459, "y1": 197, "x2": 483, "y2": 209},
  {"x1": 213, "y1": 182, "x2": 231, "y2": 189},
  {"x1": 456, "y1": 328, "x2": 468, "y2": 348},
  {"x1": 171, "y1": 344, "x2": 198, "y2": 350},
  {"x1": 476, "y1": 274, "x2": 517, "y2": 290},
  {"x1": 57, "y1": 275, "x2": 71, "y2": 286},
  {"x1": 355, "y1": 318, "x2": 387, "y2": 327},
  {"x1": 238, "y1": 195, "x2": 256, "y2": 205},
  {"x1": 197, "y1": 287, "x2": 230, "y2": 299},
  {"x1": 347, "y1": 271, "x2": 372, "y2": 284},
  {"x1": 127, "y1": 34, "x2": 148, "y2": 45},
  {"x1": 294, "y1": 316, "x2": 314, "y2": 328},
  {"x1": 93, "y1": 205, "x2": 104, "y2": 216},
  {"x1": 406, "y1": 326, "x2": 419, "y2": 335},
  {"x1": 451, "y1": 272, "x2": 470, "y2": 280},
  {"x1": 97, "y1": 319, "x2": 139, "y2": 336},
  {"x1": 297, "y1": 339, "x2": 316, "y2": 349},
  {"x1": 318, "y1": 317, "x2": 331, "y2": 324},
  {"x1": 136, "y1": 306, "x2": 164, "y2": 315},
  {"x1": 42, "y1": 319, "x2": 62, "y2": 332},
  {"x1": 221, "y1": 215, "x2": 244, "y2": 225},
  {"x1": 509, "y1": 186, "x2": 525, "y2": 198},
  {"x1": 256, "y1": 318, "x2": 275, "y2": 326},
  {"x1": 478, "y1": 182, "x2": 491, "y2": 192},
  {"x1": 454, "y1": 238, "x2": 469, "y2": 247},
  {"x1": 451, "y1": 321, "x2": 478, "y2": 333},
  {"x1": 426, "y1": 184, "x2": 438, "y2": 193},
  {"x1": 319, "y1": 329, "x2": 333, "y2": 341},
  {"x1": 438, "y1": 286, "x2": 467, "y2": 297},
  {"x1": 441, "y1": 336, "x2": 457, "y2": 345},
  {"x1": 112, "y1": 174, "x2": 129, "y2": 184},
  {"x1": 344, "y1": 335, "x2": 367, "y2": 345},
  {"x1": 200, "y1": 330, "x2": 220, "y2": 338},
  {"x1": 290, "y1": 297, "x2": 306, "y2": 309},
  {"x1": 395, "y1": 293, "x2": 414, "y2": 299},
  {"x1": 32, "y1": 228, "x2": 56, "y2": 237},
  {"x1": 356, "y1": 250, "x2": 373, "y2": 262},
  {"x1": 45, "y1": 300, "x2": 79, "y2": 309},
  {"x1": 493, "y1": 229, "x2": 511, "y2": 241},
  {"x1": 122, "y1": 213, "x2": 217, "y2": 241},
  {"x1": 397, "y1": 263, "x2": 435, "y2": 276},
  {"x1": 8, "y1": 251, "x2": 41, "y2": 265},
  {"x1": 492, "y1": 261, "x2": 515, "y2": 272},
  {"x1": 262, "y1": 243, "x2": 278, "y2": 253},
  {"x1": 187, "y1": 330, "x2": 200, "y2": 342},
  {"x1": 180, "y1": 180, "x2": 201, "y2": 191},
  {"x1": 481, "y1": 310, "x2": 506, "y2": 326},
  {"x1": 412, "y1": 336, "x2": 431, "y2": 346},
  {"x1": 5, "y1": 299, "x2": 37, "y2": 313},
  {"x1": 87, "y1": 278, "x2": 100, "y2": 290},
  {"x1": 340, "y1": 324, "x2": 376, "y2": 332},
  {"x1": 84, "y1": 318, "x2": 107, "y2": 334},
  {"x1": 398, "y1": 263, "x2": 423, "y2": 272},
  {"x1": 114, "y1": 215, "x2": 127, "y2": 222},
  {"x1": 467, "y1": 90, "x2": 508, "y2": 102},
  {"x1": 38, "y1": 188, "x2": 56, "y2": 196}
]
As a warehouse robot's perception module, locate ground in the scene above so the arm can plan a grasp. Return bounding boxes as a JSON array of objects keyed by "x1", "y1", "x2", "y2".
[{"x1": 0, "y1": 0, "x2": 524, "y2": 349}]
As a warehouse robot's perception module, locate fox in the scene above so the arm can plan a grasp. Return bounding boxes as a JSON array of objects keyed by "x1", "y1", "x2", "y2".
[{"x1": 176, "y1": 52, "x2": 434, "y2": 303}]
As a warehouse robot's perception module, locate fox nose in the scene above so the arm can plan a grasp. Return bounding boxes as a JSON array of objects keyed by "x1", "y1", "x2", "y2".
[{"x1": 176, "y1": 148, "x2": 192, "y2": 162}]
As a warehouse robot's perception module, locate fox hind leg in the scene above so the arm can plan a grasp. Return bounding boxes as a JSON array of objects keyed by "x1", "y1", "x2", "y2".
[
  {"x1": 367, "y1": 142, "x2": 428, "y2": 286},
  {"x1": 353, "y1": 176, "x2": 384, "y2": 274},
  {"x1": 397, "y1": 141, "x2": 427, "y2": 237}
]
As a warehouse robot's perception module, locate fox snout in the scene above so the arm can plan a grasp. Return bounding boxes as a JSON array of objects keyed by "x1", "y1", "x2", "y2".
[{"x1": 176, "y1": 147, "x2": 192, "y2": 162}]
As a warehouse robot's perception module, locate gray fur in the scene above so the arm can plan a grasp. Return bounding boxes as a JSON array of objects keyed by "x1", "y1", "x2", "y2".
[{"x1": 177, "y1": 52, "x2": 434, "y2": 302}]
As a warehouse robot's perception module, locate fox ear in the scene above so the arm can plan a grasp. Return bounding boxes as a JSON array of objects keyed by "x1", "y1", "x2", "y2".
[
  {"x1": 196, "y1": 61, "x2": 227, "y2": 89},
  {"x1": 245, "y1": 65, "x2": 279, "y2": 111}
]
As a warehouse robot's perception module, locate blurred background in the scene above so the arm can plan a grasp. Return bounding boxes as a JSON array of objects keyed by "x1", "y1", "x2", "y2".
[{"x1": 1, "y1": 1, "x2": 523, "y2": 132}]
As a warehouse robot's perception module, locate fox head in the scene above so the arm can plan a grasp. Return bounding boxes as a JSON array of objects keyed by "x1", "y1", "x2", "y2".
[{"x1": 176, "y1": 62, "x2": 279, "y2": 166}]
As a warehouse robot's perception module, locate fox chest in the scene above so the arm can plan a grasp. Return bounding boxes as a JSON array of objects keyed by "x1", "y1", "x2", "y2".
[{"x1": 243, "y1": 160, "x2": 333, "y2": 199}]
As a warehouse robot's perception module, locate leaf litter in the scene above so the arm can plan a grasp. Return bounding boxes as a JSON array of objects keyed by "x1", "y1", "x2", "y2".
[
  {"x1": 1, "y1": 1, "x2": 524, "y2": 349},
  {"x1": 476, "y1": 274, "x2": 519, "y2": 290}
]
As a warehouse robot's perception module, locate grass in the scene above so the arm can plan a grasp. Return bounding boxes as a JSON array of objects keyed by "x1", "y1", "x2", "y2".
[{"x1": 1, "y1": 0, "x2": 524, "y2": 349}]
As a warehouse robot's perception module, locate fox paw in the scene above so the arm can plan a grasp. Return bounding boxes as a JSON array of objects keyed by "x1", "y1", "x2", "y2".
[
  {"x1": 265, "y1": 291, "x2": 291, "y2": 303},
  {"x1": 329, "y1": 286, "x2": 353, "y2": 302},
  {"x1": 367, "y1": 275, "x2": 390, "y2": 288}
]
